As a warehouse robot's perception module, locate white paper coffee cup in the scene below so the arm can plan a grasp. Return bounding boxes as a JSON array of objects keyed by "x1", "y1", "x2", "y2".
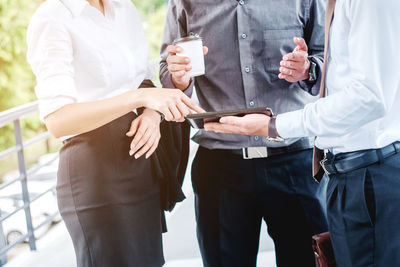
[{"x1": 173, "y1": 35, "x2": 205, "y2": 77}]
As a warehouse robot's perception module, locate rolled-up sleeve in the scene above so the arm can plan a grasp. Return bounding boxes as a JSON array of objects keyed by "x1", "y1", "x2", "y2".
[
  {"x1": 27, "y1": 17, "x2": 77, "y2": 121},
  {"x1": 159, "y1": 0, "x2": 194, "y2": 96}
]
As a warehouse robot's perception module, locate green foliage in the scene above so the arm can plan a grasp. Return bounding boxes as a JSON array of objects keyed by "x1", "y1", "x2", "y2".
[
  {"x1": 131, "y1": 0, "x2": 166, "y2": 16},
  {"x1": 0, "y1": 0, "x2": 43, "y2": 150},
  {"x1": 0, "y1": 0, "x2": 39, "y2": 111},
  {"x1": 131, "y1": 0, "x2": 167, "y2": 60},
  {"x1": 132, "y1": 0, "x2": 167, "y2": 86}
]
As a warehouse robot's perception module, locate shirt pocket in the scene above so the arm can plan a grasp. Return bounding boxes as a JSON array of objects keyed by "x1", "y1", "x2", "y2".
[{"x1": 263, "y1": 28, "x2": 304, "y2": 76}]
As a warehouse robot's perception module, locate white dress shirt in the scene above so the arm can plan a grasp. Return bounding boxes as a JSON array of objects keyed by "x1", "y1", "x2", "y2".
[
  {"x1": 276, "y1": 0, "x2": 400, "y2": 154},
  {"x1": 27, "y1": 0, "x2": 154, "y2": 121}
]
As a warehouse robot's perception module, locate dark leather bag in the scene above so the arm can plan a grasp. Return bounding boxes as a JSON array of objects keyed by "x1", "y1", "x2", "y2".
[{"x1": 312, "y1": 232, "x2": 337, "y2": 267}]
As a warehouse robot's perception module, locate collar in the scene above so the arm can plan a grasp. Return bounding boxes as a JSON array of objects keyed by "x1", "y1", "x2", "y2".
[
  {"x1": 59, "y1": 0, "x2": 88, "y2": 17},
  {"x1": 60, "y1": 0, "x2": 121, "y2": 17}
]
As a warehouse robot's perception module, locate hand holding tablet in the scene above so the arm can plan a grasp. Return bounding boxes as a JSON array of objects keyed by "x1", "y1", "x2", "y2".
[{"x1": 185, "y1": 107, "x2": 274, "y2": 129}]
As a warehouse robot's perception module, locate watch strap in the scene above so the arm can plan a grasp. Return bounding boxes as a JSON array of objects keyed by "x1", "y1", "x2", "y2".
[{"x1": 268, "y1": 116, "x2": 279, "y2": 138}]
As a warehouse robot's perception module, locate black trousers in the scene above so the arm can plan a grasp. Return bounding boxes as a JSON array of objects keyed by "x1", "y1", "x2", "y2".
[
  {"x1": 327, "y1": 152, "x2": 400, "y2": 267},
  {"x1": 57, "y1": 113, "x2": 164, "y2": 267},
  {"x1": 191, "y1": 147, "x2": 328, "y2": 267}
]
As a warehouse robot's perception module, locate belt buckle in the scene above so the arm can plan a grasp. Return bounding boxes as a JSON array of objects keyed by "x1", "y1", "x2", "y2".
[
  {"x1": 242, "y1": 147, "x2": 268, "y2": 159},
  {"x1": 319, "y1": 158, "x2": 331, "y2": 175}
]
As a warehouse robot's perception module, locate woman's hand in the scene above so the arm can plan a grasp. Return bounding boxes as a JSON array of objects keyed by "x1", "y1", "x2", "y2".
[
  {"x1": 126, "y1": 109, "x2": 162, "y2": 159},
  {"x1": 135, "y1": 88, "x2": 205, "y2": 122}
]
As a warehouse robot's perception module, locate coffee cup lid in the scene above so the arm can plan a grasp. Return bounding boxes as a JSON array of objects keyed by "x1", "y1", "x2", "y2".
[{"x1": 173, "y1": 34, "x2": 202, "y2": 45}]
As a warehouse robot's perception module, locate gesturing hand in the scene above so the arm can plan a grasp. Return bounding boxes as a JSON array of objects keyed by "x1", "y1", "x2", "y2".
[
  {"x1": 126, "y1": 109, "x2": 161, "y2": 159},
  {"x1": 166, "y1": 45, "x2": 208, "y2": 90},
  {"x1": 136, "y1": 88, "x2": 206, "y2": 122},
  {"x1": 204, "y1": 114, "x2": 271, "y2": 137},
  {"x1": 278, "y1": 37, "x2": 310, "y2": 83}
]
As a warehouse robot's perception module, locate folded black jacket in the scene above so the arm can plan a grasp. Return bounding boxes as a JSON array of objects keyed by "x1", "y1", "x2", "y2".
[{"x1": 138, "y1": 80, "x2": 190, "y2": 212}]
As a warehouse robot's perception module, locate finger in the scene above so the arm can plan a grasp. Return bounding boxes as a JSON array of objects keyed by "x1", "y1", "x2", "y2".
[
  {"x1": 169, "y1": 105, "x2": 183, "y2": 121},
  {"x1": 279, "y1": 67, "x2": 293, "y2": 76},
  {"x1": 166, "y1": 45, "x2": 182, "y2": 55},
  {"x1": 168, "y1": 63, "x2": 191, "y2": 72},
  {"x1": 282, "y1": 53, "x2": 293, "y2": 61},
  {"x1": 204, "y1": 122, "x2": 242, "y2": 134},
  {"x1": 279, "y1": 67, "x2": 301, "y2": 77},
  {"x1": 203, "y1": 46, "x2": 209, "y2": 55},
  {"x1": 130, "y1": 125, "x2": 148, "y2": 151},
  {"x1": 167, "y1": 55, "x2": 191, "y2": 65},
  {"x1": 278, "y1": 73, "x2": 297, "y2": 83},
  {"x1": 280, "y1": 60, "x2": 304, "y2": 71},
  {"x1": 145, "y1": 135, "x2": 160, "y2": 159},
  {"x1": 177, "y1": 102, "x2": 191, "y2": 117},
  {"x1": 219, "y1": 116, "x2": 242, "y2": 126},
  {"x1": 126, "y1": 118, "x2": 140, "y2": 137},
  {"x1": 171, "y1": 70, "x2": 188, "y2": 79},
  {"x1": 283, "y1": 52, "x2": 307, "y2": 62},
  {"x1": 293, "y1": 37, "x2": 308, "y2": 52},
  {"x1": 134, "y1": 135, "x2": 156, "y2": 159},
  {"x1": 181, "y1": 95, "x2": 206, "y2": 113},
  {"x1": 161, "y1": 108, "x2": 174, "y2": 121},
  {"x1": 292, "y1": 51, "x2": 308, "y2": 62},
  {"x1": 131, "y1": 128, "x2": 152, "y2": 156}
]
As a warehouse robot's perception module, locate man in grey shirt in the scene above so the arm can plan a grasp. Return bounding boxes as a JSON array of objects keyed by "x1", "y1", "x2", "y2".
[{"x1": 160, "y1": 1, "x2": 327, "y2": 266}]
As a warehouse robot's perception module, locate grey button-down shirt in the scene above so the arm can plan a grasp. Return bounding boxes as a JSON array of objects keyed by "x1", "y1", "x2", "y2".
[{"x1": 160, "y1": 0, "x2": 326, "y2": 150}]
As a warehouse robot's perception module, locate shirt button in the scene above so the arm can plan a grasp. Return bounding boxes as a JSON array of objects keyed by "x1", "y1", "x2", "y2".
[
  {"x1": 239, "y1": 0, "x2": 245, "y2": 5},
  {"x1": 249, "y1": 101, "x2": 255, "y2": 107},
  {"x1": 254, "y1": 136, "x2": 259, "y2": 141},
  {"x1": 245, "y1": 67, "x2": 251, "y2": 73},
  {"x1": 241, "y1": 33, "x2": 247, "y2": 39}
]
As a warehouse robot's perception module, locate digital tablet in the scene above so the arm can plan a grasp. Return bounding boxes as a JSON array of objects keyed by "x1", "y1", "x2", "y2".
[{"x1": 185, "y1": 107, "x2": 274, "y2": 129}]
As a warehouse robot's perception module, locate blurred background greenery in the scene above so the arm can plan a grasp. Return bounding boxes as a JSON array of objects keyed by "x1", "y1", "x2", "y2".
[{"x1": 0, "y1": 0, "x2": 167, "y2": 178}]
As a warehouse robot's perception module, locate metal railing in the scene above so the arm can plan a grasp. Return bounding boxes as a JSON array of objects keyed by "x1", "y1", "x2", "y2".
[{"x1": 0, "y1": 102, "x2": 59, "y2": 266}]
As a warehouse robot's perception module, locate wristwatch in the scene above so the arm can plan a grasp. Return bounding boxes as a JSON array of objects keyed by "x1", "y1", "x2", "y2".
[
  {"x1": 267, "y1": 116, "x2": 284, "y2": 142},
  {"x1": 308, "y1": 60, "x2": 318, "y2": 83}
]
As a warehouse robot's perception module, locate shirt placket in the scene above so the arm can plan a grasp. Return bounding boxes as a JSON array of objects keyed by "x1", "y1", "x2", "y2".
[{"x1": 236, "y1": 0, "x2": 262, "y2": 145}]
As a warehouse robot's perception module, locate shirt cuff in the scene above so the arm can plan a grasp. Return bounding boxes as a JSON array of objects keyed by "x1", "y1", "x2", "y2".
[
  {"x1": 38, "y1": 96, "x2": 76, "y2": 121},
  {"x1": 298, "y1": 79, "x2": 319, "y2": 95},
  {"x1": 161, "y1": 73, "x2": 194, "y2": 97},
  {"x1": 297, "y1": 56, "x2": 323, "y2": 96},
  {"x1": 35, "y1": 75, "x2": 78, "y2": 121},
  {"x1": 276, "y1": 110, "x2": 307, "y2": 139}
]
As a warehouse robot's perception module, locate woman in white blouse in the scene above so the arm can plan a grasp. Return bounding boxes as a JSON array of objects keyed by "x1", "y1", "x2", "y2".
[{"x1": 27, "y1": 0, "x2": 203, "y2": 266}]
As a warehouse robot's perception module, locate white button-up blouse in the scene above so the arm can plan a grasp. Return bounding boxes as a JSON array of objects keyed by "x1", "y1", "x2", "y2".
[{"x1": 27, "y1": 0, "x2": 154, "y2": 121}]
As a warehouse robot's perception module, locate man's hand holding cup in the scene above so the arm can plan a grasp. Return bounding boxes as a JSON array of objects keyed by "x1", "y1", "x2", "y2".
[{"x1": 166, "y1": 39, "x2": 208, "y2": 91}]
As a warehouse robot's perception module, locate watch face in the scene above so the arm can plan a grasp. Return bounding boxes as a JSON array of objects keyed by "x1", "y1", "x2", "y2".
[{"x1": 309, "y1": 61, "x2": 317, "y2": 82}]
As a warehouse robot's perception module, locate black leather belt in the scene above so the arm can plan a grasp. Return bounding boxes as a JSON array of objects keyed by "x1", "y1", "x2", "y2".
[
  {"x1": 214, "y1": 139, "x2": 312, "y2": 159},
  {"x1": 320, "y1": 141, "x2": 400, "y2": 175}
]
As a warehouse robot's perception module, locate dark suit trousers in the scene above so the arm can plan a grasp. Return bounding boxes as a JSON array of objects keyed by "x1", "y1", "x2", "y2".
[
  {"x1": 191, "y1": 147, "x2": 328, "y2": 267},
  {"x1": 327, "y1": 152, "x2": 400, "y2": 267}
]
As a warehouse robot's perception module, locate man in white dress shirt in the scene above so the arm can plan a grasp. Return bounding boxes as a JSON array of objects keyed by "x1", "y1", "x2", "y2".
[{"x1": 205, "y1": 0, "x2": 400, "y2": 266}]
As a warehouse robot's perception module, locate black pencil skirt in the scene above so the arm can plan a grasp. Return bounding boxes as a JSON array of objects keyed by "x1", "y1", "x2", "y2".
[{"x1": 57, "y1": 112, "x2": 164, "y2": 267}]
